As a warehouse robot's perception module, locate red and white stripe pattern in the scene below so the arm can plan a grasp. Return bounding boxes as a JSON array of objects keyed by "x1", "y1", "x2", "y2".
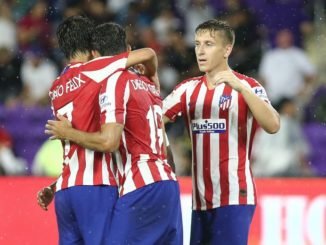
[
  {"x1": 100, "y1": 70, "x2": 176, "y2": 196},
  {"x1": 163, "y1": 71, "x2": 269, "y2": 210},
  {"x1": 50, "y1": 53, "x2": 129, "y2": 192}
]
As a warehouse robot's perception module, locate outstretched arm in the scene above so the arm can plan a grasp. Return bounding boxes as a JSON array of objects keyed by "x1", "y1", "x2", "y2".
[
  {"x1": 127, "y1": 48, "x2": 159, "y2": 89},
  {"x1": 45, "y1": 114, "x2": 123, "y2": 152}
]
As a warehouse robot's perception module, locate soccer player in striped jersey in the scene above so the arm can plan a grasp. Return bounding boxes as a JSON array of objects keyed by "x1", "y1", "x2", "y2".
[
  {"x1": 37, "y1": 16, "x2": 159, "y2": 245},
  {"x1": 163, "y1": 19, "x2": 280, "y2": 244},
  {"x1": 45, "y1": 22, "x2": 182, "y2": 245}
]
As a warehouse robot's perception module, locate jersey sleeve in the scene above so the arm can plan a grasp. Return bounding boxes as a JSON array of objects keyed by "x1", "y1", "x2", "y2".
[
  {"x1": 81, "y1": 52, "x2": 129, "y2": 83},
  {"x1": 242, "y1": 76, "x2": 270, "y2": 104},
  {"x1": 99, "y1": 71, "x2": 129, "y2": 125},
  {"x1": 162, "y1": 82, "x2": 188, "y2": 121},
  {"x1": 251, "y1": 83, "x2": 270, "y2": 103}
]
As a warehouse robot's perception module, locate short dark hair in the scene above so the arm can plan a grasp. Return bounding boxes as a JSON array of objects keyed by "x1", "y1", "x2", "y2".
[
  {"x1": 56, "y1": 16, "x2": 95, "y2": 59},
  {"x1": 195, "y1": 19, "x2": 235, "y2": 46},
  {"x1": 91, "y1": 23, "x2": 127, "y2": 56}
]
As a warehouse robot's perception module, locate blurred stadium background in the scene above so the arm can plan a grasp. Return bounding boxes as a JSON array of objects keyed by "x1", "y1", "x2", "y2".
[{"x1": 0, "y1": 0, "x2": 325, "y2": 244}]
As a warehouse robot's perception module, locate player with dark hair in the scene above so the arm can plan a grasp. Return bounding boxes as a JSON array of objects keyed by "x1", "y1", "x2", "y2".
[
  {"x1": 37, "y1": 16, "x2": 159, "y2": 245},
  {"x1": 163, "y1": 19, "x2": 280, "y2": 244},
  {"x1": 45, "y1": 22, "x2": 183, "y2": 245}
]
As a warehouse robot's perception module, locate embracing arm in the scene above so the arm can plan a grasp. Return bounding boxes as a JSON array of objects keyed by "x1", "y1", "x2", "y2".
[
  {"x1": 127, "y1": 48, "x2": 158, "y2": 77},
  {"x1": 127, "y1": 48, "x2": 159, "y2": 89},
  {"x1": 45, "y1": 115, "x2": 123, "y2": 152}
]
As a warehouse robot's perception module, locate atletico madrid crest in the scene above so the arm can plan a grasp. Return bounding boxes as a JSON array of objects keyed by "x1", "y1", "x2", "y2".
[{"x1": 219, "y1": 95, "x2": 232, "y2": 110}]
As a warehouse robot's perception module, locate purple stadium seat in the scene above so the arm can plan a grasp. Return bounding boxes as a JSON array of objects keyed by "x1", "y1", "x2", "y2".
[
  {"x1": 0, "y1": 105, "x2": 52, "y2": 174},
  {"x1": 304, "y1": 85, "x2": 326, "y2": 123},
  {"x1": 303, "y1": 123, "x2": 326, "y2": 177}
]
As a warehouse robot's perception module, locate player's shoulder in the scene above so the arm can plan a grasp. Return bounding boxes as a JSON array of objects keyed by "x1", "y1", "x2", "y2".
[
  {"x1": 83, "y1": 54, "x2": 125, "y2": 66},
  {"x1": 111, "y1": 68, "x2": 134, "y2": 85},
  {"x1": 175, "y1": 75, "x2": 204, "y2": 89},
  {"x1": 125, "y1": 69, "x2": 160, "y2": 97},
  {"x1": 50, "y1": 64, "x2": 81, "y2": 87},
  {"x1": 233, "y1": 70, "x2": 261, "y2": 88}
]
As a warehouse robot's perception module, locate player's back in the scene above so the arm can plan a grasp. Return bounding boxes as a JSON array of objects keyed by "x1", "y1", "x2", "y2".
[
  {"x1": 50, "y1": 63, "x2": 102, "y2": 133},
  {"x1": 50, "y1": 54, "x2": 128, "y2": 191},
  {"x1": 101, "y1": 69, "x2": 176, "y2": 196},
  {"x1": 124, "y1": 71, "x2": 163, "y2": 159}
]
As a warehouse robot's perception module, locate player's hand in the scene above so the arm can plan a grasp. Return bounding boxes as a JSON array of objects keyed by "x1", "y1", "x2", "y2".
[
  {"x1": 213, "y1": 70, "x2": 245, "y2": 92},
  {"x1": 37, "y1": 186, "x2": 54, "y2": 211},
  {"x1": 45, "y1": 114, "x2": 72, "y2": 140},
  {"x1": 134, "y1": 64, "x2": 146, "y2": 75}
]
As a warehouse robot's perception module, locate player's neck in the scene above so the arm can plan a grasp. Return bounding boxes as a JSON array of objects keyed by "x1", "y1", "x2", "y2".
[
  {"x1": 205, "y1": 64, "x2": 230, "y2": 88},
  {"x1": 69, "y1": 52, "x2": 91, "y2": 64}
]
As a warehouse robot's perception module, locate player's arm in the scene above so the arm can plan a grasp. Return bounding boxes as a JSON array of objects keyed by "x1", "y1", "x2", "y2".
[
  {"x1": 241, "y1": 87, "x2": 280, "y2": 133},
  {"x1": 45, "y1": 116, "x2": 123, "y2": 152},
  {"x1": 166, "y1": 145, "x2": 175, "y2": 172},
  {"x1": 127, "y1": 48, "x2": 159, "y2": 89},
  {"x1": 162, "y1": 81, "x2": 188, "y2": 124},
  {"x1": 162, "y1": 112, "x2": 176, "y2": 171},
  {"x1": 163, "y1": 115, "x2": 172, "y2": 124},
  {"x1": 214, "y1": 71, "x2": 280, "y2": 134},
  {"x1": 127, "y1": 48, "x2": 157, "y2": 77},
  {"x1": 37, "y1": 180, "x2": 56, "y2": 211},
  {"x1": 162, "y1": 123, "x2": 175, "y2": 172}
]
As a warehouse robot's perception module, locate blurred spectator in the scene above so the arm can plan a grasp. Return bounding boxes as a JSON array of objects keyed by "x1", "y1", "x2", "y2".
[
  {"x1": 61, "y1": 1, "x2": 84, "y2": 19},
  {"x1": 32, "y1": 139, "x2": 62, "y2": 177},
  {"x1": 106, "y1": 0, "x2": 133, "y2": 13},
  {"x1": 259, "y1": 29, "x2": 316, "y2": 104},
  {"x1": 0, "y1": 2, "x2": 17, "y2": 52},
  {"x1": 115, "y1": 0, "x2": 154, "y2": 28},
  {"x1": 157, "y1": 53, "x2": 179, "y2": 97},
  {"x1": 83, "y1": 0, "x2": 115, "y2": 24},
  {"x1": 17, "y1": 0, "x2": 52, "y2": 55},
  {"x1": 125, "y1": 25, "x2": 143, "y2": 50},
  {"x1": 0, "y1": 47, "x2": 23, "y2": 106},
  {"x1": 164, "y1": 28, "x2": 198, "y2": 79},
  {"x1": 252, "y1": 97, "x2": 312, "y2": 177},
  {"x1": 20, "y1": 46, "x2": 58, "y2": 106},
  {"x1": 138, "y1": 26, "x2": 162, "y2": 53},
  {"x1": 152, "y1": 7, "x2": 182, "y2": 45},
  {"x1": 245, "y1": 0, "x2": 312, "y2": 48},
  {"x1": 184, "y1": 0, "x2": 214, "y2": 46},
  {"x1": 219, "y1": 0, "x2": 263, "y2": 75},
  {"x1": 0, "y1": 128, "x2": 26, "y2": 175}
]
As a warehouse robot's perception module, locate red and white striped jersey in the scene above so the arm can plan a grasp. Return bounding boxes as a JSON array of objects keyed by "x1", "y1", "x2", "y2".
[
  {"x1": 99, "y1": 69, "x2": 176, "y2": 196},
  {"x1": 163, "y1": 71, "x2": 270, "y2": 210},
  {"x1": 49, "y1": 53, "x2": 128, "y2": 192}
]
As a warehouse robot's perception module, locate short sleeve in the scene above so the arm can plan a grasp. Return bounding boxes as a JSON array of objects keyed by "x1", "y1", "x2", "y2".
[
  {"x1": 251, "y1": 84, "x2": 270, "y2": 103},
  {"x1": 99, "y1": 71, "x2": 129, "y2": 125},
  {"x1": 82, "y1": 52, "x2": 129, "y2": 83},
  {"x1": 163, "y1": 82, "x2": 188, "y2": 121}
]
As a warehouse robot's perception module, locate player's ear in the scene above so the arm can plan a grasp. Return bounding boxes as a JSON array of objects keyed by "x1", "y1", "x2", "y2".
[
  {"x1": 224, "y1": 44, "x2": 233, "y2": 59},
  {"x1": 91, "y1": 50, "x2": 100, "y2": 58},
  {"x1": 127, "y1": 44, "x2": 132, "y2": 52}
]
